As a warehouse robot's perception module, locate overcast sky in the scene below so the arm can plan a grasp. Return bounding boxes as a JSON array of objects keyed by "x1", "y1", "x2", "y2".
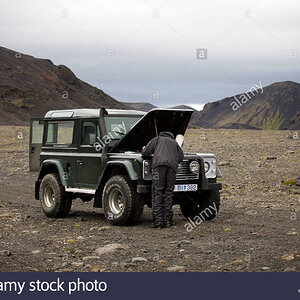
[{"x1": 0, "y1": 0, "x2": 299, "y2": 110}]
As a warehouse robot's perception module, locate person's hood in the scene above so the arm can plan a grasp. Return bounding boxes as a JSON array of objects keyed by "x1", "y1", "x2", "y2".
[
  {"x1": 110, "y1": 108, "x2": 194, "y2": 152},
  {"x1": 159, "y1": 131, "x2": 175, "y2": 139}
]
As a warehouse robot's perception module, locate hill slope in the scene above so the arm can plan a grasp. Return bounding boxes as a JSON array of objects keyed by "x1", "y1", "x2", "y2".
[
  {"x1": 122, "y1": 102, "x2": 157, "y2": 112},
  {"x1": 123, "y1": 103, "x2": 197, "y2": 112},
  {"x1": 170, "y1": 105, "x2": 197, "y2": 111},
  {"x1": 192, "y1": 81, "x2": 300, "y2": 130},
  {"x1": 0, "y1": 46, "x2": 128, "y2": 125}
]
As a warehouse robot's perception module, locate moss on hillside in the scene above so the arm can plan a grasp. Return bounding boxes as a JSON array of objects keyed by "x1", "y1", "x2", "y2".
[{"x1": 262, "y1": 110, "x2": 284, "y2": 130}]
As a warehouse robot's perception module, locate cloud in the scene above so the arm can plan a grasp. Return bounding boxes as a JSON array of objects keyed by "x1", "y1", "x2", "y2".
[{"x1": 0, "y1": 0, "x2": 299, "y2": 105}]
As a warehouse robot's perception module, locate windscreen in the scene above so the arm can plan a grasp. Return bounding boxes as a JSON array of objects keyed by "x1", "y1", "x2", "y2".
[{"x1": 104, "y1": 116, "x2": 142, "y2": 140}]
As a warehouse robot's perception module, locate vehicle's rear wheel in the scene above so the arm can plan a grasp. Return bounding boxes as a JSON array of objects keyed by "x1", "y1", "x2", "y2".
[
  {"x1": 102, "y1": 175, "x2": 144, "y2": 225},
  {"x1": 39, "y1": 173, "x2": 72, "y2": 218},
  {"x1": 180, "y1": 190, "x2": 220, "y2": 221}
]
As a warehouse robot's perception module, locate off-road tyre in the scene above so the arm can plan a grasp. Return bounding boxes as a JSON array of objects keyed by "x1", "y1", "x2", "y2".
[
  {"x1": 180, "y1": 190, "x2": 220, "y2": 221},
  {"x1": 102, "y1": 175, "x2": 144, "y2": 226},
  {"x1": 39, "y1": 173, "x2": 72, "y2": 218}
]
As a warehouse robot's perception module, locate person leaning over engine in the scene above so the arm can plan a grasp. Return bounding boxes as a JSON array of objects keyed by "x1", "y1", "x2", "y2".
[{"x1": 142, "y1": 131, "x2": 184, "y2": 228}]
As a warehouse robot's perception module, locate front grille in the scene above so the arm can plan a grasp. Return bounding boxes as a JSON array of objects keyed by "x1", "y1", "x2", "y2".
[{"x1": 176, "y1": 160, "x2": 199, "y2": 181}]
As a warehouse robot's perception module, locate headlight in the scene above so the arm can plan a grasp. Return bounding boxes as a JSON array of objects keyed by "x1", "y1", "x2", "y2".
[
  {"x1": 196, "y1": 154, "x2": 218, "y2": 179},
  {"x1": 204, "y1": 162, "x2": 210, "y2": 173},
  {"x1": 144, "y1": 161, "x2": 149, "y2": 175},
  {"x1": 143, "y1": 160, "x2": 151, "y2": 178},
  {"x1": 189, "y1": 161, "x2": 200, "y2": 174}
]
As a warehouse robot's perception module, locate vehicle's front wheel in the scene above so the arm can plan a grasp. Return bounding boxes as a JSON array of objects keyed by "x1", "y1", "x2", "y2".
[
  {"x1": 102, "y1": 175, "x2": 144, "y2": 226},
  {"x1": 180, "y1": 190, "x2": 220, "y2": 221},
  {"x1": 39, "y1": 173, "x2": 72, "y2": 218}
]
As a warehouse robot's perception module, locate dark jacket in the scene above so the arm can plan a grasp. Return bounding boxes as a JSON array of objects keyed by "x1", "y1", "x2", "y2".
[{"x1": 142, "y1": 131, "x2": 184, "y2": 172}]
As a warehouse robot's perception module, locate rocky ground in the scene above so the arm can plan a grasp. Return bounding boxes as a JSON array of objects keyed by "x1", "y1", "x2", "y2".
[{"x1": 0, "y1": 126, "x2": 299, "y2": 272}]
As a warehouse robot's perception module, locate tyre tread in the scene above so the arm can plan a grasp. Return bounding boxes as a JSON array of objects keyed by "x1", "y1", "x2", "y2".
[
  {"x1": 103, "y1": 175, "x2": 143, "y2": 225},
  {"x1": 39, "y1": 173, "x2": 71, "y2": 218}
]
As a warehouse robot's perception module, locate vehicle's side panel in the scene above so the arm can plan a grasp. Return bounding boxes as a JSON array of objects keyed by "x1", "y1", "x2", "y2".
[
  {"x1": 74, "y1": 119, "x2": 102, "y2": 189},
  {"x1": 37, "y1": 159, "x2": 73, "y2": 186},
  {"x1": 75, "y1": 151, "x2": 102, "y2": 188},
  {"x1": 106, "y1": 160, "x2": 139, "y2": 180},
  {"x1": 39, "y1": 119, "x2": 80, "y2": 187}
]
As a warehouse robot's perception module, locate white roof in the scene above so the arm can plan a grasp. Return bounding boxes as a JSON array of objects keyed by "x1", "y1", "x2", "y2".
[{"x1": 44, "y1": 108, "x2": 146, "y2": 118}]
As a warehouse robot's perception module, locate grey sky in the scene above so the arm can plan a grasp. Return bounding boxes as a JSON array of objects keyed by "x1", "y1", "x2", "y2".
[{"x1": 0, "y1": 0, "x2": 299, "y2": 110}]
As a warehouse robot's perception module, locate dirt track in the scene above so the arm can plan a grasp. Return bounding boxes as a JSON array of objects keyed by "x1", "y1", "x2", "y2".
[{"x1": 0, "y1": 126, "x2": 299, "y2": 272}]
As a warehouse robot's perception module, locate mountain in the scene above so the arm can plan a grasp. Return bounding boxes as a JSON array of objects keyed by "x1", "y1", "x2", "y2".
[
  {"x1": 170, "y1": 105, "x2": 197, "y2": 111},
  {"x1": 123, "y1": 103, "x2": 197, "y2": 112},
  {"x1": 0, "y1": 46, "x2": 128, "y2": 125},
  {"x1": 192, "y1": 81, "x2": 300, "y2": 130},
  {"x1": 122, "y1": 102, "x2": 157, "y2": 112},
  {"x1": 2, "y1": 46, "x2": 298, "y2": 129},
  {"x1": 287, "y1": 111, "x2": 300, "y2": 130}
]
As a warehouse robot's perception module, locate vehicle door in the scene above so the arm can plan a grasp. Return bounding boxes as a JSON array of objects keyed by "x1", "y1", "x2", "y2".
[
  {"x1": 75, "y1": 120, "x2": 102, "y2": 188},
  {"x1": 29, "y1": 118, "x2": 45, "y2": 172}
]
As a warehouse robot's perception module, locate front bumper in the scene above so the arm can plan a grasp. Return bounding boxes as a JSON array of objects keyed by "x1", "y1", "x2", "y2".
[{"x1": 137, "y1": 181, "x2": 222, "y2": 194}]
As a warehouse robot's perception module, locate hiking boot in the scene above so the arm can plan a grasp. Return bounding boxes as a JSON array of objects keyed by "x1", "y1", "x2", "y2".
[
  {"x1": 164, "y1": 221, "x2": 173, "y2": 228},
  {"x1": 151, "y1": 221, "x2": 164, "y2": 228}
]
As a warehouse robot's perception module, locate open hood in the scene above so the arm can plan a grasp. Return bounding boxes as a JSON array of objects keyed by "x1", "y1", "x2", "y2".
[{"x1": 110, "y1": 109, "x2": 194, "y2": 152}]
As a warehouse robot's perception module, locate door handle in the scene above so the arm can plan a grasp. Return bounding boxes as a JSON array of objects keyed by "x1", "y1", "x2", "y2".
[{"x1": 76, "y1": 160, "x2": 83, "y2": 165}]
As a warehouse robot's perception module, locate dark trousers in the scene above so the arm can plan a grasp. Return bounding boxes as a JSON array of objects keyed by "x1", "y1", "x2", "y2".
[{"x1": 152, "y1": 166, "x2": 176, "y2": 223}]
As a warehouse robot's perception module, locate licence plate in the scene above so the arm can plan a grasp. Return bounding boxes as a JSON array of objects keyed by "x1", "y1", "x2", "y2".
[{"x1": 174, "y1": 184, "x2": 198, "y2": 192}]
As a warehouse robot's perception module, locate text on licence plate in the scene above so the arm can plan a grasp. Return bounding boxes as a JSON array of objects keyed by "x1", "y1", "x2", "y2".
[{"x1": 174, "y1": 184, "x2": 198, "y2": 192}]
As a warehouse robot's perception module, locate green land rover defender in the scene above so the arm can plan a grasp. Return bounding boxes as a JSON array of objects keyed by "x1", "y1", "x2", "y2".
[{"x1": 29, "y1": 108, "x2": 222, "y2": 225}]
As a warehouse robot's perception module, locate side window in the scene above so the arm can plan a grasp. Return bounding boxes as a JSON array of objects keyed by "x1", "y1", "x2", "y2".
[
  {"x1": 81, "y1": 121, "x2": 100, "y2": 145},
  {"x1": 46, "y1": 121, "x2": 74, "y2": 145},
  {"x1": 31, "y1": 120, "x2": 44, "y2": 144}
]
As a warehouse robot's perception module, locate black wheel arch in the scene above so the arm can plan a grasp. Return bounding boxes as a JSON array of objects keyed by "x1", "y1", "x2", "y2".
[
  {"x1": 35, "y1": 160, "x2": 70, "y2": 200},
  {"x1": 93, "y1": 164, "x2": 134, "y2": 208}
]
